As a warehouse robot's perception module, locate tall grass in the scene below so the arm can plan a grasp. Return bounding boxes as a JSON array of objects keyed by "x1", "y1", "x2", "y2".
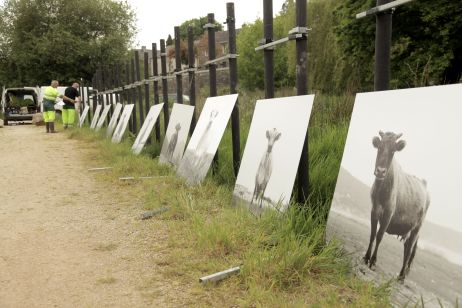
[{"x1": 68, "y1": 90, "x2": 391, "y2": 306}]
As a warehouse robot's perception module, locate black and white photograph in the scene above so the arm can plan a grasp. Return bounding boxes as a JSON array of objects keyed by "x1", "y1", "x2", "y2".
[
  {"x1": 78, "y1": 104, "x2": 90, "y2": 128},
  {"x1": 159, "y1": 103, "x2": 195, "y2": 167},
  {"x1": 131, "y1": 104, "x2": 163, "y2": 155},
  {"x1": 177, "y1": 94, "x2": 238, "y2": 185},
  {"x1": 111, "y1": 104, "x2": 134, "y2": 144},
  {"x1": 232, "y1": 95, "x2": 314, "y2": 214},
  {"x1": 95, "y1": 103, "x2": 112, "y2": 131},
  {"x1": 89, "y1": 104, "x2": 102, "y2": 130},
  {"x1": 106, "y1": 103, "x2": 123, "y2": 137},
  {"x1": 326, "y1": 84, "x2": 462, "y2": 306}
]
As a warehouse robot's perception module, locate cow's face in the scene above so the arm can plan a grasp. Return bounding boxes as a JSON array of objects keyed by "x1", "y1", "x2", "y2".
[
  {"x1": 266, "y1": 128, "x2": 281, "y2": 152},
  {"x1": 372, "y1": 131, "x2": 406, "y2": 180}
]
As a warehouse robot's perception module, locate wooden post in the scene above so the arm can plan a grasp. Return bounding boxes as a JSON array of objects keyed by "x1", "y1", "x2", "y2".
[
  {"x1": 206, "y1": 13, "x2": 218, "y2": 166},
  {"x1": 135, "y1": 50, "x2": 144, "y2": 127},
  {"x1": 295, "y1": 0, "x2": 309, "y2": 204},
  {"x1": 130, "y1": 57, "x2": 138, "y2": 133},
  {"x1": 174, "y1": 26, "x2": 184, "y2": 104},
  {"x1": 187, "y1": 26, "x2": 197, "y2": 134},
  {"x1": 227, "y1": 2, "x2": 241, "y2": 177},
  {"x1": 263, "y1": 0, "x2": 274, "y2": 99},
  {"x1": 374, "y1": 0, "x2": 393, "y2": 91},
  {"x1": 160, "y1": 39, "x2": 170, "y2": 133},
  {"x1": 144, "y1": 50, "x2": 152, "y2": 144},
  {"x1": 152, "y1": 42, "x2": 161, "y2": 141}
]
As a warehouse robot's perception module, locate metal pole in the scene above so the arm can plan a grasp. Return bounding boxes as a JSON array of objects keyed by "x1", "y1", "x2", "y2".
[
  {"x1": 263, "y1": 0, "x2": 274, "y2": 98},
  {"x1": 160, "y1": 39, "x2": 170, "y2": 133},
  {"x1": 135, "y1": 50, "x2": 144, "y2": 127},
  {"x1": 374, "y1": 0, "x2": 393, "y2": 91},
  {"x1": 295, "y1": 0, "x2": 309, "y2": 204},
  {"x1": 131, "y1": 57, "x2": 138, "y2": 133},
  {"x1": 152, "y1": 42, "x2": 161, "y2": 141},
  {"x1": 227, "y1": 2, "x2": 240, "y2": 177},
  {"x1": 174, "y1": 26, "x2": 184, "y2": 104},
  {"x1": 187, "y1": 26, "x2": 197, "y2": 134},
  {"x1": 207, "y1": 13, "x2": 218, "y2": 166},
  {"x1": 144, "y1": 50, "x2": 151, "y2": 144}
]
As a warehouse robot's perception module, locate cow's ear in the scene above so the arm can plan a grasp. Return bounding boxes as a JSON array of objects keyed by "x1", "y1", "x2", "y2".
[
  {"x1": 266, "y1": 130, "x2": 270, "y2": 139},
  {"x1": 372, "y1": 136, "x2": 381, "y2": 148},
  {"x1": 396, "y1": 140, "x2": 406, "y2": 151}
]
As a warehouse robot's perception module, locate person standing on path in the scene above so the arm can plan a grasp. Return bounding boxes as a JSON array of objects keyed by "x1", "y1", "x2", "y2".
[
  {"x1": 43, "y1": 80, "x2": 73, "y2": 133},
  {"x1": 62, "y1": 82, "x2": 80, "y2": 129}
]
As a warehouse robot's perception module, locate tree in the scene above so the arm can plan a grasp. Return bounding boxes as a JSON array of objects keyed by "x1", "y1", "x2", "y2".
[
  {"x1": 178, "y1": 16, "x2": 223, "y2": 41},
  {"x1": 334, "y1": 0, "x2": 462, "y2": 91},
  {"x1": 0, "y1": 0, "x2": 136, "y2": 87},
  {"x1": 166, "y1": 34, "x2": 173, "y2": 46}
]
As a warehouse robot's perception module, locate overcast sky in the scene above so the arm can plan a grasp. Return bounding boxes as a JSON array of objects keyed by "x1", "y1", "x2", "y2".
[
  {"x1": 340, "y1": 84, "x2": 462, "y2": 233},
  {"x1": 126, "y1": 0, "x2": 287, "y2": 48}
]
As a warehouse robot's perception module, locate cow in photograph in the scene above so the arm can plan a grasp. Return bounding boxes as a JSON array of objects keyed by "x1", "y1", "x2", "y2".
[
  {"x1": 251, "y1": 128, "x2": 281, "y2": 208},
  {"x1": 167, "y1": 123, "x2": 181, "y2": 163},
  {"x1": 364, "y1": 131, "x2": 430, "y2": 281},
  {"x1": 194, "y1": 110, "x2": 219, "y2": 164}
]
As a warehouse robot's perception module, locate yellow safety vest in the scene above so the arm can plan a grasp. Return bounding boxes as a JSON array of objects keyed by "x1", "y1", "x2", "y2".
[{"x1": 43, "y1": 86, "x2": 59, "y2": 101}]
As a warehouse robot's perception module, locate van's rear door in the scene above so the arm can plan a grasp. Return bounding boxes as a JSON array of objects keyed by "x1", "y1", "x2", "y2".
[{"x1": 1, "y1": 86, "x2": 5, "y2": 113}]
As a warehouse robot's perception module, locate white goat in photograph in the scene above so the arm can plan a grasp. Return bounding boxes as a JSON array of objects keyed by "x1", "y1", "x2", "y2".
[{"x1": 251, "y1": 128, "x2": 281, "y2": 208}]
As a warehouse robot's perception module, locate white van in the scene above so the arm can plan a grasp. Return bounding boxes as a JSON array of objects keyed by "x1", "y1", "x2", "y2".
[{"x1": 1, "y1": 86, "x2": 40, "y2": 125}]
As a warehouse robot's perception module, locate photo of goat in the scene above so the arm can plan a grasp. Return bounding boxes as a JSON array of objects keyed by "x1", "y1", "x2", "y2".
[
  {"x1": 159, "y1": 104, "x2": 195, "y2": 167},
  {"x1": 326, "y1": 84, "x2": 462, "y2": 306},
  {"x1": 233, "y1": 95, "x2": 314, "y2": 215},
  {"x1": 111, "y1": 104, "x2": 134, "y2": 144},
  {"x1": 131, "y1": 104, "x2": 163, "y2": 155},
  {"x1": 177, "y1": 94, "x2": 238, "y2": 185}
]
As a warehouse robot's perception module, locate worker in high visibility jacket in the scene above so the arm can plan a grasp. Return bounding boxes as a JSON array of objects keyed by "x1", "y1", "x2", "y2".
[
  {"x1": 42, "y1": 80, "x2": 74, "y2": 133},
  {"x1": 62, "y1": 82, "x2": 80, "y2": 129}
]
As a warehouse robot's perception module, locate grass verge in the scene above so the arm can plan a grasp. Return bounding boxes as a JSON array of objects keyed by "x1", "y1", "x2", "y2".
[{"x1": 66, "y1": 93, "x2": 391, "y2": 306}]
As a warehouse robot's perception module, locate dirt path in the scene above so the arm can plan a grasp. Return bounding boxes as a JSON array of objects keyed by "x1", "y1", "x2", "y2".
[{"x1": 0, "y1": 125, "x2": 182, "y2": 307}]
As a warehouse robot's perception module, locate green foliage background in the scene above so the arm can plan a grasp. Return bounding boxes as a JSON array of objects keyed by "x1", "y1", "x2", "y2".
[
  {"x1": 237, "y1": 0, "x2": 462, "y2": 93},
  {"x1": 0, "y1": 0, "x2": 136, "y2": 86}
]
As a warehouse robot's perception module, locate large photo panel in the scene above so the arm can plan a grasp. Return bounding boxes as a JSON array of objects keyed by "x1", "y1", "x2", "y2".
[
  {"x1": 326, "y1": 84, "x2": 462, "y2": 306},
  {"x1": 233, "y1": 95, "x2": 314, "y2": 214},
  {"x1": 159, "y1": 103, "x2": 195, "y2": 167},
  {"x1": 131, "y1": 104, "x2": 163, "y2": 155},
  {"x1": 106, "y1": 103, "x2": 123, "y2": 137},
  {"x1": 95, "y1": 103, "x2": 111, "y2": 131},
  {"x1": 111, "y1": 104, "x2": 134, "y2": 144},
  {"x1": 90, "y1": 104, "x2": 102, "y2": 129},
  {"x1": 177, "y1": 94, "x2": 238, "y2": 185}
]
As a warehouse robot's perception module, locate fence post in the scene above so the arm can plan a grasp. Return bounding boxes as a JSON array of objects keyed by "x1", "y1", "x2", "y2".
[
  {"x1": 227, "y1": 2, "x2": 241, "y2": 177},
  {"x1": 108, "y1": 67, "x2": 114, "y2": 120},
  {"x1": 130, "y1": 57, "x2": 138, "y2": 133},
  {"x1": 160, "y1": 39, "x2": 170, "y2": 133},
  {"x1": 143, "y1": 50, "x2": 152, "y2": 144},
  {"x1": 295, "y1": 0, "x2": 309, "y2": 204},
  {"x1": 206, "y1": 13, "x2": 218, "y2": 167},
  {"x1": 125, "y1": 61, "x2": 133, "y2": 133},
  {"x1": 263, "y1": 0, "x2": 274, "y2": 99},
  {"x1": 174, "y1": 26, "x2": 184, "y2": 105},
  {"x1": 187, "y1": 26, "x2": 197, "y2": 134},
  {"x1": 152, "y1": 42, "x2": 161, "y2": 141},
  {"x1": 374, "y1": 0, "x2": 393, "y2": 91},
  {"x1": 135, "y1": 50, "x2": 144, "y2": 127}
]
